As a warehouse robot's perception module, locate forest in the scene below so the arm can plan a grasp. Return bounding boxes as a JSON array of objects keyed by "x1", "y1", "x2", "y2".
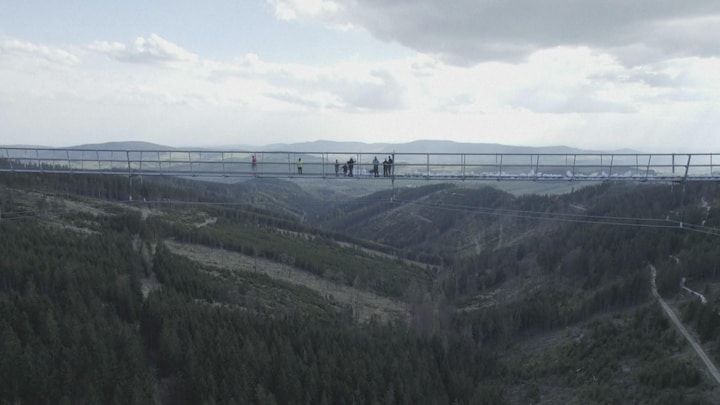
[{"x1": 1, "y1": 171, "x2": 720, "y2": 404}]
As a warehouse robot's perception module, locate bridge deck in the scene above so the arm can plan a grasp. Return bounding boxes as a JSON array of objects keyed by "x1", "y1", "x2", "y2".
[{"x1": 1, "y1": 148, "x2": 719, "y2": 182}]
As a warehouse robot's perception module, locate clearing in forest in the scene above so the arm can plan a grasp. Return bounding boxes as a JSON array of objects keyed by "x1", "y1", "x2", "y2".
[{"x1": 164, "y1": 240, "x2": 408, "y2": 323}]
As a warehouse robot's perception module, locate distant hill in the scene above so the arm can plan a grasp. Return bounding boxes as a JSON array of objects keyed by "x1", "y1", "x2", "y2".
[
  {"x1": 0, "y1": 144, "x2": 50, "y2": 148},
  {"x1": 69, "y1": 141, "x2": 174, "y2": 150},
  {"x1": 4, "y1": 139, "x2": 638, "y2": 154},
  {"x1": 261, "y1": 140, "x2": 391, "y2": 153},
  {"x1": 260, "y1": 139, "x2": 636, "y2": 154}
]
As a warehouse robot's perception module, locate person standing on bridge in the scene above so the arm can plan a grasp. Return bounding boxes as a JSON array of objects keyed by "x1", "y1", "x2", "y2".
[
  {"x1": 372, "y1": 156, "x2": 379, "y2": 177},
  {"x1": 297, "y1": 158, "x2": 303, "y2": 175},
  {"x1": 335, "y1": 159, "x2": 340, "y2": 177},
  {"x1": 347, "y1": 158, "x2": 354, "y2": 177},
  {"x1": 251, "y1": 154, "x2": 257, "y2": 175}
]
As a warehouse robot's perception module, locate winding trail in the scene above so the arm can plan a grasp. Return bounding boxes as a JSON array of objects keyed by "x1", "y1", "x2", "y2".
[
  {"x1": 649, "y1": 264, "x2": 720, "y2": 386},
  {"x1": 681, "y1": 277, "x2": 707, "y2": 304}
]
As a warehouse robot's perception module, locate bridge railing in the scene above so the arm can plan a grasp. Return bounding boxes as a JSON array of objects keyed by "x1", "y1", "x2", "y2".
[{"x1": 1, "y1": 147, "x2": 719, "y2": 182}]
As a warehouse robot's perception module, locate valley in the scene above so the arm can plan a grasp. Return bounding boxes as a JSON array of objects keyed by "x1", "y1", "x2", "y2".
[{"x1": 2, "y1": 171, "x2": 720, "y2": 403}]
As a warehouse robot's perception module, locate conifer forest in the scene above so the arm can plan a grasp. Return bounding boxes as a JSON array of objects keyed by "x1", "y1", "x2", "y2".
[{"x1": 2, "y1": 171, "x2": 720, "y2": 404}]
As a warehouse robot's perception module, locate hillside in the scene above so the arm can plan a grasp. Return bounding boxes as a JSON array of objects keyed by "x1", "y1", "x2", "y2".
[
  {"x1": 69, "y1": 141, "x2": 174, "y2": 150},
  {"x1": 7, "y1": 139, "x2": 637, "y2": 155},
  {"x1": 2, "y1": 172, "x2": 720, "y2": 403}
]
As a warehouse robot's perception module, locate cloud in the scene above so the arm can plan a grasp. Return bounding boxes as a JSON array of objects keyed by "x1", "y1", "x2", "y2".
[
  {"x1": 331, "y1": 69, "x2": 406, "y2": 111},
  {"x1": 509, "y1": 86, "x2": 636, "y2": 114},
  {"x1": 265, "y1": 91, "x2": 329, "y2": 109},
  {"x1": 590, "y1": 70, "x2": 680, "y2": 88},
  {"x1": 89, "y1": 33, "x2": 198, "y2": 64},
  {"x1": 207, "y1": 55, "x2": 407, "y2": 111},
  {"x1": 0, "y1": 38, "x2": 79, "y2": 67},
  {"x1": 269, "y1": 0, "x2": 341, "y2": 21},
  {"x1": 3, "y1": 32, "x2": 720, "y2": 151},
  {"x1": 433, "y1": 94, "x2": 479, "y2": 113},
  {"x1": 268, "y1": 0, "x2": 720, "y2": 65},
  {"x1": 259, "y1": 69, "x2": 407, "y2": 112}
]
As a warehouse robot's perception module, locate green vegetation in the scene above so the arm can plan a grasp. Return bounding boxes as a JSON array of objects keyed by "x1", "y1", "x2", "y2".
[
  {"x1": 3, "y1": 172, "x2": 720, "y2": 403},
  {"x1": 166, "y1": 220, "x2": 430, "y2": 298},
  {"x1": 0, "y1": 215, "x2": 498, "y2": 404},
  {"x1": 504, "y1": 307, "x2": 711, "y2": 404},
  {"x1": 152, "y1": 243, "x2": 336, "y2": 318},
  {"x1": 0, "y1": 221, "x2": 153, "y2": 403}
]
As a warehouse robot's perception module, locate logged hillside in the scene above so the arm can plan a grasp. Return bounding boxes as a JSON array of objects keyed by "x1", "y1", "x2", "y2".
[
  {"x1": 321, "y1": 182, "x2": 716, "y2": 266},
  {"x1": 2, "y1": 172, "x2": 720, "y2": 403}
]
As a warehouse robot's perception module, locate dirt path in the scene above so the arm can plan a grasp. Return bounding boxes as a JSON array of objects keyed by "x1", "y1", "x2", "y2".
[
  {"x1": 164, "y1": 240, "x2": 408, "y2": 323},
  {"x1": 193, "y1": 216, "x2": 217, "y2": 228},
  {"x1": 681, "y1": 277, "x2": 707, "y2": 304},
  {"x1": 650, "y1": 264, "x2": 720, "y2": 386}
]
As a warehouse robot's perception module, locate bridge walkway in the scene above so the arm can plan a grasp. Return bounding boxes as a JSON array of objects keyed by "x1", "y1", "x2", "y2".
[{"x1": 2, "y1": 148, "x2": 719, "y2": 182}]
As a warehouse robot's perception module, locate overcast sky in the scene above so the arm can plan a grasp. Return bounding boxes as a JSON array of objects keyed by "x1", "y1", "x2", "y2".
[{"x1": 1, "y1": 0, "x2": 720, "y2": 151}]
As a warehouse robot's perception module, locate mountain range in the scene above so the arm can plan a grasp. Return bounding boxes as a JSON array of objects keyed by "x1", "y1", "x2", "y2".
[{"x1": 3, "y1": 139, "x2": 638, "y2": 154}]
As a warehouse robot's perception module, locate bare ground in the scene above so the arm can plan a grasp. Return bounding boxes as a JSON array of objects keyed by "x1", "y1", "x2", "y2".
[
  {"x1": 164, "y1": 240, "x2": 408, "y2": 323},
  {"x1": 193, "y1": 216, "x2": 217, "y2": 227}
]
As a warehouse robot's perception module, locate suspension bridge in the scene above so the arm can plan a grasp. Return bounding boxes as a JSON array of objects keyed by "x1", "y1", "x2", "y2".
[{"x1": 2, "y1": 147, "x2": 720, "y2": 182}]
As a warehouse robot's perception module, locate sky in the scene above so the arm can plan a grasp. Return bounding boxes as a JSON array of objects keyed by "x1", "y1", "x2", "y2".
[{"x1": 1, "y1": 0, "x2": 720, "y2": 152}]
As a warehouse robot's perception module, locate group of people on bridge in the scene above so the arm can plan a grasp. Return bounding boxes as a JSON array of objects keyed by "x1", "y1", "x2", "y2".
[
  {"x1": 334, "y1": 156, "x2": 393, "y2": 178},
  {"x1": 250, "y1": 154, "x2": 393, "y2": 177}
]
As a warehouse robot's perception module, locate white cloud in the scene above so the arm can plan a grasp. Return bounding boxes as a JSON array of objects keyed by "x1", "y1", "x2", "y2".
[
  {"x1": 269, "y1": 0, "x2": 342, "y2": 21},
  {"x1": 0, "y1": 38, "x2": 80, "y2": 67},
  {"x1": 88, "y1": 33, "x2": 198, "y2": 64},
  {"x1": 268, "y1": 0, "x2": 720, "y2": 66},
  {"x1": 2, "y1": 32, "x2": 720, "y2": 152}
]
